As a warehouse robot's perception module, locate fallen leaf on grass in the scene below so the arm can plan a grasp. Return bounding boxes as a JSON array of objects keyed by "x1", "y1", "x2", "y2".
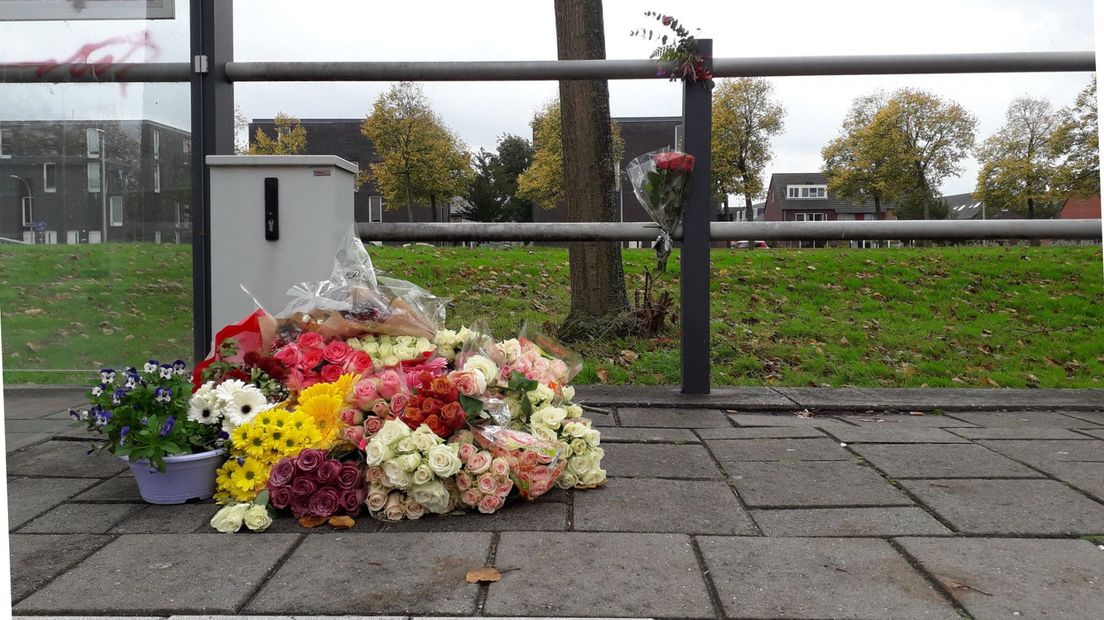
[
  {"x1": 936, "y1": 575, "x2": 992, "y2": 596},
  {"x1": 328, "y1": 516, "x2": 355, "y2": 529},
  {"x1": 619, "y1": 349, "x2": 639, "y2": 364},
  {"x1": 595, "y1": 368, "x2": 609, "y2": 383},
  {"x1": 982, "y1": 377, "x2": 1000, "y2": 387},
  {"x1": 465, "y1": 567, "x2": 503, "y2": 583},
  {"x1": 839, "y1": 336, "x2": 849, "y2": 345},
  {"x1": 298, "y1": 515, "x2": 329, "y2": 529}
]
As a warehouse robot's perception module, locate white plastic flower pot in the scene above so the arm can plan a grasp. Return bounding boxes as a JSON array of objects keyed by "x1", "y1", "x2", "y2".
[{"x1": 124, "y1": 448, "x2": 226, "y2": 504}]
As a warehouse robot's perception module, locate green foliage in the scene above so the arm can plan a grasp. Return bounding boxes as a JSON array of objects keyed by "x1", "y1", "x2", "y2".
[
  {"x1": 712, "y1": 78, "x2": 786, "y2": 213},
  {"x1": 974, "y1": 97, "x2": 1064, "y2": 219},
  {"x1": 249, "y1": 113, "x2": 307, "y2": 155},
  {"x1": 822, "y1": 92, "x2": 901, "y2": 219},
  {"x1": 1050, "y1": 76, "x2": 1100, "y2": 198},
  {"x1": 630, "y1": 11, "x2": 713, "y2": 88},
  {"x1": 461, "y1": 135, "x2": 536, "y2": 223}
]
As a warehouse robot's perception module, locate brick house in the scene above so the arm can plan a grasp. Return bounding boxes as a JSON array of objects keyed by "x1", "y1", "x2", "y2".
[{"x1": 762, "y1": 172, "x2": 897, "y2": 248}]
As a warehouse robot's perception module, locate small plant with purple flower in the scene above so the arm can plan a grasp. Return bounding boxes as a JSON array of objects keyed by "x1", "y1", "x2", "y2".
[{"x1": 73, "y1": 359, "x2": 224, "y2": 472}]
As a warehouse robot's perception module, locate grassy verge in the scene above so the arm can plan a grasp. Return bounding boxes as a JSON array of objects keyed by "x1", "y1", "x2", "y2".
[{"x1": 2, "y1": 243, "x2": 1101, "y2": 388}]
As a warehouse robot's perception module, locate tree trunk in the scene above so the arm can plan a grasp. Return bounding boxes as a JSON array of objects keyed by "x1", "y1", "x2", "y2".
[
  {"x1": 554, "y1": 0, "x2": 630, "y2": 340},
  {"x1": 430, "y1": 194, "x2": 438, "y2": 223},
  {"x1": 1027, "y1": 196, "x2": 1040, "y2": 246},
  {"x1": 405, "y1": 175, "x2": 415, "y2": 223}
]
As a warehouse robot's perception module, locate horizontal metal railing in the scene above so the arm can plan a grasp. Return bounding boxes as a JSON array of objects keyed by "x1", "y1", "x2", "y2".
[
  {"x1": 1, "y1": 51, "x2": 1093, "y2": 84},
  {"x1": 358, "y1": 220, "x2": 1103, "y2": 242}
]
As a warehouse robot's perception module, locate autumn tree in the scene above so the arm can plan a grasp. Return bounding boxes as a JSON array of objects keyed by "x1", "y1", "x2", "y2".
[
  {"x1": 517, "y1": 99, "x2": 623, "y2": 210},
  {"x1": 974, "y1": 96, "x2": 1062, "y2": 219},
  {"x1": 871, "y1": 89, "x2": 976, "y2": 219},
  {"x1": 553, "y1": 0, "x2": 630, "y2": 340},
  {"x1": 822, "y1": 92, "x2": 901, "y2": 220},
  {"x1": 361, "y1": 82, "x2": 472, "y2": 222},
  {"x1": 249, "y1": 113, "x2": 307, "y2": 155},
  {"x1": 711, "y1": 78, "x2": 785, "y2": 221},
  {"x1": 1051, "y1": 76, "x2": 1100, "y2": 198}
]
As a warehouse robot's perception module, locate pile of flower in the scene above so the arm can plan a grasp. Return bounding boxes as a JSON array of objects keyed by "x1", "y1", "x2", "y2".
[{"x1": 267, "y1": 448, "x2": 364, "y2": 519}]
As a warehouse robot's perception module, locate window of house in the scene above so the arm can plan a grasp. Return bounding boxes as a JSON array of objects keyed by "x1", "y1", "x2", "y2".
[
  {"x1": 87, "y1": 162, "x2": 101, "y2": 192},
  {"x1": 86, "y1": 128, "x2": 101, "y2": 158},
  {"x1": 153, "y1": 128, "x2": 160, "y2": 160},
  {"x1": 183, "y1": 137, "x2": 191, "y2": 154},
  {"x1": 21, "y1": 196, "x2": 33, "y2": 226},
  {"x1": 368, "y1": 195, "x2": 383, "y2": 222},
  {"x1": 109, "y1": 196, "x2": 123, "y2": 226},
  {"x1": 0, "y1": 125, "x2": 7, "y2": 158},
  {"x1": 154, "y1": 164, "x2": 161, "y2": 193},
  {"x1": 794, "y1": 212, "x2": 827, "y2": 221},
  {"x1": 43, "y1": 163, "x2": 57, "y2": 192},
  {"x1": 176, "y1": 202, "x2": 192, "y2": 229},
  {"x1": 787, "y1": 185, "x2": 827, "y2": 199}
]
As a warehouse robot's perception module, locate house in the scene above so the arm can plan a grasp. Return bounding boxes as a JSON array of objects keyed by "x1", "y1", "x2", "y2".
[
  {"x1": 762, "y1": 172, "x2": 896, "y2": 247},
  {"x1": 1057, "y1": 194, "x2": 1101, "y2": 219},
  {"x1": 941, "y1": 192, "x2": 1024, "y2": 220},
  {"x1": 0, "y1": 120, "x2": 191, "y2": 244}
]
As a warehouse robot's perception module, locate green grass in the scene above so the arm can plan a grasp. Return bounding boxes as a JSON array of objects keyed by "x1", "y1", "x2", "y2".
[{"x1": 2, "y1": 243, "x2": 1102, "y2": 388}]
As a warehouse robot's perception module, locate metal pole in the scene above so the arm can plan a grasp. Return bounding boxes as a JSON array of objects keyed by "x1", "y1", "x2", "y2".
[{"x1": 680, "y1": 40, "x2": 712, "y2": 395}]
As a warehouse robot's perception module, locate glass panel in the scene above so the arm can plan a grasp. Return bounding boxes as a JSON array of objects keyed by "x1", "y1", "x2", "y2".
[{"x1": 0, "y1": 5, "x2": 193, "y2": 384}]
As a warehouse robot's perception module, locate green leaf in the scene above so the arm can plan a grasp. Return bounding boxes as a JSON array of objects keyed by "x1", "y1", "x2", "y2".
[
  {"x1": 254, "y1": 489, "x2": 269, "y2": 507},
  {"x1": 508, "y1": 371, "x2": 538, "y2": 393},
  {"x1": 159, "y1": 441, "x2": 182, "y2": 454},
  {"x1": 458, "y1": 394, "x2": 484, "y2": 417},
  {"x1": 521, "y1": 395, "x2": 533, "y2": 420}
]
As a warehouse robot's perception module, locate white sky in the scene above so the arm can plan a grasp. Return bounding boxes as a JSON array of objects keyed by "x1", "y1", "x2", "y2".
[{"x1": 0, "y1": 0, "x2": 1098, "y2": 196}]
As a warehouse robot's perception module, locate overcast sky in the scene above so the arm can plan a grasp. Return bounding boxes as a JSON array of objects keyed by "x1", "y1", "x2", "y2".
[{"x1": 0, "y1": 0, "x2": 1097, "y2": 196}]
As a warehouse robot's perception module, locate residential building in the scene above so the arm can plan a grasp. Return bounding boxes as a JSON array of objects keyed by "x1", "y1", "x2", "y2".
[
  {"x1": 1057, "y1": 193, "x2": 1101, "y2": 219},
  {"x1": 762, "y1": 172, "x2": 896, "y2": 247},
  {"x1": 0, "y1": 120, "x2": 191, "y2": 244}
]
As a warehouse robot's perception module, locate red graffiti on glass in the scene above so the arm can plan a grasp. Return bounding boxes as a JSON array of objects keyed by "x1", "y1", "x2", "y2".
[{"x1": 5, "y1": 31, "x2": 160, "y2": 92}]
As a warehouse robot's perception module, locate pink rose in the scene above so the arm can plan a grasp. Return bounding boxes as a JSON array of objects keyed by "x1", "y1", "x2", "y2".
[
  {"x1": 340, "y1": 408, "x2": 364, "y2": 426},
  {"x1": 371, "y1": 399, "x2": 390, "y2": 418},
  {"x1": 467, "y1": 451, "x2": 492, "y2": 475},
  {"x1": 478, "y1": 494, "x2": 503, "y2": 514},
  {"x1": 477, "y1": 473, "x2": 498, "y2": 495},
  {"x1": 389, "y1": 393, "x2": 410, "y2": 417},
  {"x1": 316, "y1": 459, "x2": 342, "y2": 485},
  {"x1": 336, "y1": 462, "x2": 361, "y2": 489},
  {"x1": 346, "y1": 351, "x2": 373, "y2": 374},
  {"x1": 404, "y1": 499, "x2": 426, "y2": 520},
  {"x1": 320, "y1": 362, "x2": 344, "y2": 383},
  {"x1": 377, "y1": 369, "x2": 403, "y2": 399},
  {"x1": 269, "y1": 485, "x2": 292, "y2": 509},
  {"x1": 353, "y1": 380, "x2": 379, "y2": 408},
  {"x1": 521, "y1": 451, "x2": 539, "y2": 468},
  {"x1": 342, "y1": 425, "x2": 365, "y2": 447},
  {"x1": 529, "y1": 479, "x2": 550, "y2": 497},
  {"x1": 297, "y1": 332, "x2": 324, "y2": 349},
  {"x1": 267, "y1": 457, "x2": 297, "y2": 487},
  {"x1": 456, "y1": 471, "x2": 472, "y2": 491},
  {"x1": 550, "y1": 359, "x2": 569, "y2": 383},
  {"x1": 285, "y1": 368, "x2": 305, "y2": 391},
  {"x1": 308, "y1": 487, "x2": 341, "y2": 518},
  {"x1": 296, "y1": 448, "x2": 326, "y2": 472},
  {"x1": 323, "y1": 340, "x2": 353, "y2": 365},
  {"x1": 290, "y1": 494, "x2": 311, "y2": 518},
  {"x1": 340, "y1": 488, "x2": 362, "y2": 515},
  {"x1": 447, "y1": 370, "x2": 486, "y2": 397},
  {"x1": 300, "y1": 348, "x2": 324, "y2": 371},
  {"x1": 496, "y1": 480, "x2": 513, "y2": 497},
  {"x1": 366, "y1": 490, "x2": 388, "y2": 512},
  {"x1": 291, "y1": 476, "x2": 317, "y2": 497},
  {"x1": 301, "y1": 372, "x2": 320, "y2": 389},
  {"x1": 490, "y1": 457, "x2": 510, "y2": 478},
  {"x1": 383, "y1": 493, "x2": 405, "y2": 521},
  {"x1": 461, "y1": 488, "x2": 482, "y2": 507},
  {"x1": 273, "y1": 344, "x2": 302, "y2": 368},
  {"x1": 365, "y1": 465, "x2": 385, "y2": 485},
  {"x1": 363, "y1": 416, "x2": 385, "y2": 436},
  {"x1": 458, "y1": 443, "x2": 477, "y2": 463}
]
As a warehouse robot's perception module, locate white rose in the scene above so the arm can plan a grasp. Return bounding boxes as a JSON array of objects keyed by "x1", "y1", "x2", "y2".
[
  {"x1": 243, "y1": 504, "x2": 273, "y2": 532},
  {"x1": 531, "y1": 383, "x2": 555, "y2": 405},
  {"x1": 409, "y1": 480, "x2": 451, "y2": 514},
  {"x1": 412, "y1": 464, "x2": 434, "y2": 486},
  {"x1": 378, "y1": 343, "x2": 393, "y2": 358},
  {"x1": 585, "y1": 429, "x2": 602, "y2": 448},
  {"x1": 426, "y1": 444, "x2": 462, "y2": 477},
  {"x1": 531, "y1": 426, "x2": 559, "y2": 444},
  {"x1": 540, "y1": 406, "x2": 566, "y2": 428},
  {"x1": 416, "y1": 337, "x2": 436, "y2": 355},
  {"x1": 570, "y1": 438, "x2": 589, "y2": 457},
  {"x1": 563, "y1": 422, "x2": 588, "y2": 438},
  {"x1": 378, "y1": 419, "x2": 412, "y2": 446},
  {"x1": 210, "y1": 503, "x2": 249, "y2": 533},
  {"x1": 397, "y1": 453, "x2": 422, "y2": 473},
  {"x1": 363, "y1": 341, "x2": 380, "y2": 355},
  {"x1": 463, "y1": 355, "x2": 499, "y2": 384},
  {"x1": 581, "y1": 468, "x2": 607, "y2": 486},
  {"x1": 565, "y1": 403, "x2": 583, "y2": 419},
  {"x1": 499, "y1": 338, "x2": 523, "y2": 363},
  {"x1": 560, "y1": 385, "x2": 576, "y2": 402},
  {"x1": 556, "y1": 471, "x2": 578, "y2": 489},
  {"x1": 411, "y1": 431, "x2": 438, "y2": 453},
  {"x1": 396, "y1": 438, "x2": 417, "y2": 454},
  {"x1": 393, "y1": 344, "x2": 415, "y2": 360},
  {"x1": 364, "y1": 440, "x2": 393, "y2": 466},
  {"x1": 383, "y1": 461, "x2": 413, "y2": 488},
  {"x1": 568, "y1": 454, "x2": 591, "y2": 477}
]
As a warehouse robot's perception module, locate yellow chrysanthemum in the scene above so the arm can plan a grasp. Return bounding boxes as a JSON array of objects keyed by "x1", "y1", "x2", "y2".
[
  {"x1": 231, "y1": 459, "x2": 267, "y2": 495},
  {"x1": 215, "y1": 458, "x2": 254, "y2": 504},
  {"x1": 330, "y1": 373, "x2": 358, "y2": 403},
  {"x1": 253, "y1": 408, "x2": 278, "y2": 428},
  {"x1": 297, "y1": 393, "x2": 343, "y2": 443}
]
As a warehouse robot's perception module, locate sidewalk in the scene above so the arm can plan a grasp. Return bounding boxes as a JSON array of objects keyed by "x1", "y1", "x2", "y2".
[{"x1": 5, "y1": 385, "x2": 1104, "y2": 619}]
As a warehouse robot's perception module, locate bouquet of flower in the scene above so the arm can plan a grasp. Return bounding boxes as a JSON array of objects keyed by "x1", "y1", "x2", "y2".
[
  {"x1": 265, "y1": 449, "x2": 364, "y2": 519},
  {"x1": 450, "y1": 430, "x2": 514, "y2": 514},
  {"x1": 472, "y1": 425, "x2": 565, "y2": 500},
  {"x1": 73, "y1": 360, "x2": 223, "y2": 472},
  {"x1": 363, "y1": 420, "x2": 464, "y2": 520},
  {"x1": 626, "y1": 148, "x2": 696, "y2": 271}
]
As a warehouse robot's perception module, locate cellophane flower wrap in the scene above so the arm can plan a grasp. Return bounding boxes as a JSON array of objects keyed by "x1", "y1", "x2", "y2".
[{"x1": 626, "y1": 148, "x2": 695, "y2": 271}]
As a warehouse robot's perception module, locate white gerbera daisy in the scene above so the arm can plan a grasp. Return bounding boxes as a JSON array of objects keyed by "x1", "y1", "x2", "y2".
[
  {"x1": 221, "y1": 385, "x2": 267, "y2": 429},
  {"x1": 187, "y1": 389, "x2": 221, "y2": 425}
]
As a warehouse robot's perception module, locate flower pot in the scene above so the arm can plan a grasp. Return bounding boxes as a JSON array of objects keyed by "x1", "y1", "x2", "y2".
[{"x1": 124, "y1": 448, "x2": 226, "y2": 504}]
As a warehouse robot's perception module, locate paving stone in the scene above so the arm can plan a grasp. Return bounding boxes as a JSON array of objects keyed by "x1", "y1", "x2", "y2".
[
  {"x1": 581, "y1": 407, "x2": 616, "y2": 427},
  {"x1": 3, "y1": 431, "x2": 57, "y2": 453},
  {"x1": 19, "y1": 502, "x2": 144, "y2": 534},
  {"x1": 977, "y1": 439, "x2": 1104, "y2": 472},
  {"x1": 897, "y1": 537, "x2": 1104, "y2": 619},
  {"x1": 596, "y1": 427, "x2": 700, "y2": 443},
  {"x1": 1061, "y1": 411, "x2": 1104, "y2": 425},
  {"x1": 7, "y1": 476, "x2": 100, "y2": 529},
  {"x1": 729, "y1": 413, "x2": 850, "y2": 427},
  {"x1": 575, "y1": 384, "x2": 794, "y2": 409},
  {"x1": 823, "y1": 426, "x2": 970, "y2": 443},
  {"x1": 838, "y1": 413, "x2": 978, "y2": 427},
  {"x1": 72, "y1": 475, "x2": 144, "y2": 502},
  {"x1": 698, "y1": 536, "x2": 956, "y2": 619},
  {"x1": 775, "y1": 386, "x2": 1100, "y2": 411},
  {"x1": 15, "y1": 533, "x2": 301, "y2": 614},
  {"x1": 8, "y1": 534, "x2": 113, "y2": 602},
  {"x1": 246, "y1": 533, "x2": 489, "y2": 615},
  {"x1": 2, "y1": 388, "x2": 89, "y2": 419},
  {"x1": 111, "y1": 503, "x2": 220, "y2": 534},
  {"x1": 6, "y1": 418, "x2": 73, "y2": 434},
  {"x1": 601, "y1": 443, "x2": 722, "y2": 479},
  {"x1": 255, "y1": 514, "x2": 381, "y2": 534},
  {"x1": 950, "y1": 410, "x2": 1104, "y2": 429},
  {"x1": 900, "y1": 479, "x2": 1104, "y2": 535},
  {"x1": 574, "y1": 477, "x2": 757, "y2": 534},
  {"x1": 1044, "y1": 461, "x2": 1104, "y2": 500},
  {"x1": 696, "y1": 426, "x2": 826, "y2": 439},
  {"x1": 951, "y1": 426, "x2": 1092, "y2": 440},
  {"x1": 377, "y1": 499, "x2": 567, "y2": 532},
  {"x1": 7, "y1": 440, "x2": 129, "y2": 478},
  {"x1": 849, "y1": 443, "x2": 1040, "y2": 478},
  {"x1": 1075, "y1": 428, "x2": 1104, "y2": 439},
  {"x1": 172, "y1": 616, "x2": 404, "y2": 620},
  {"x1": 707, "y1": 437, "x2": 850, "y2": 461},
  {"x1": 485, "y1": 532, "x2": 713, "y2": 618},
  {"x1": 724, "y1": 461, "x2": 911, "y2": 507},
  {"x1": 616, "y1": 407, "x2": 730, "y2": 428},
  {"x1": 751, "y1": 506, "x2": 953, "y2": 537}
]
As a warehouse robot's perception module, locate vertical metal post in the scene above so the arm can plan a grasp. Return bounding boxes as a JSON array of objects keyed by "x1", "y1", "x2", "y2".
[
  {"x1": 190, "y1": 0, "x2": 234, "y2": 362},
  {"x1": 680, "y1": 39, "x2": 712, "y2": 394}
]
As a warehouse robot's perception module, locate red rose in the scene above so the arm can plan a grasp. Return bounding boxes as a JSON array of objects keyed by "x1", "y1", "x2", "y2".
[
  {"x1": 243, "y1": 351, "x2": 261, "y2": 366},
  {"x1": 300, "y1": 348, "x2": 324, "y2": 371},
  {"x1": 320, "y1": 362, "x2": 344, "y2": 383},
  {"x1": 421, "y1": 397, "x2": 444, "y2": 416},
  {"x1": 269, "y1": 485, "x2": 292, "y2": 509},
  {"x1": 442, "y1": 401, "x2": 467, "y2": 428},
  {"x1": 340, "y1": 487, "x2": 362, "y2": 515},
  {"x1": 297, "y1": 332, "x2": 324, "y2": 349},
  {"x1": 308, "y1": 487, "x2": 341, "y2": 518},
  {"x1": 429, "y1": 377, "x2": 458, "y2": 401},
  {"x1": 345, "y1": 350, "x2": 373, "y2": 374},
  {"x1": 290, "y1": 493, "x2": 311, "y2": 518},
  {"x1": 316, "y1": 459, "x2": 342, "y2": 485},
  {"x1": 336, "y1": 463, "x2": 361, "y2": 490},
  {"x1": 661, "y1": 15, "x2": 672, "y2": 25},
  {"x1": 291, "y1": 476, "x2": 317, "y2": 497},
  {"x1": 323, "y1": 340, "x2": 353, "y2": 365},
  {"x1": 677, "y1": 153, "x2": 695, "y2": 172},
  {"x1": 226, "y1": 368, "x2": 250, "y2": 382},
  {"x1": 296, "y1": 448, "x2": 326, "y2": 472},
  {"x1": 654, "y1": 151, "x2": 676, "y2": 170},
  {"x1": 425, "y1": 414, "x2": 447, "y2": 438},
  {"x1": 268, "y1": 457, "x2": 297, "y2": 487}
]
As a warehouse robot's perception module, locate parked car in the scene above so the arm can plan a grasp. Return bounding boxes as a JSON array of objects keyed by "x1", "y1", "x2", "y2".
[{"x1": 733, "y1": 240, "x2": 769, "y2": 249}]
